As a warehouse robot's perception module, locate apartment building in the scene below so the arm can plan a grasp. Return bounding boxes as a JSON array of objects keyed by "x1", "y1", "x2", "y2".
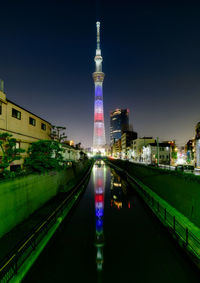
[
  {"x1": 0, "y1": 83, "x2": 51, "y2": 169},
  {"x1": 131, "y1": 137, "x2": 155, "y2": 161},
  {"x1": 143, "y1": 142, "x2": 170, "y2": 165}
]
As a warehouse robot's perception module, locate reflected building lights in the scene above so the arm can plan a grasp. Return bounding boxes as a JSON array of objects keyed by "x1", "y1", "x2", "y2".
[{"x1": 110, "y1": 170, "x2": 132, "y2": 210}]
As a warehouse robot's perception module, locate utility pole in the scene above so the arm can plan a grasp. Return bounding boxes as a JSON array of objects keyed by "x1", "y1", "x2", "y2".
[{"x1": 156, "y1": 137, "x2": 159, "y2": 166}]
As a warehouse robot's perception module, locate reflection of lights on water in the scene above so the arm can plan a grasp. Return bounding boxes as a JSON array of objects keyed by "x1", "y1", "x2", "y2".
[
  {"x1": 95, "y1": 194, "x2": 104, "y2": 202},
  {"x1": 111, "y1": 199, "x2": 132, "y2": 210},
  {"x1": 110, "y1": 170, "x2": 132, "y2": 210},
  {"x1": 96, "y1": 219, "x2": 103, "y2": 233},
  {"x1": 96, "y1": 207, "x2": 104, "y2": 217},
  {"x1": 113, "y1": 182, "x2": 121, "y2": 187},
  {"x1": 94, "y1": 160, "x2": 105, "y2": 273},
  {"x1": 96, "y1": 248, "x2": 103, "y2": 271},
  {"x1": 114, "y1": 201, "x2": 122, "y2": 209}
]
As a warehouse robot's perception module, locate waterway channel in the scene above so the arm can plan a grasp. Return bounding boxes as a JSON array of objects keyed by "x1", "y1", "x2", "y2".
[{"x1": 23, "y1": 161, "x2": 200, "y2": 282}]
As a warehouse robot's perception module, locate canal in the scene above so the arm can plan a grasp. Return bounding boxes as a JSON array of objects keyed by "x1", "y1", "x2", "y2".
[{"x1": 23, "y1": 161, "x2": 200, "y2": 282}]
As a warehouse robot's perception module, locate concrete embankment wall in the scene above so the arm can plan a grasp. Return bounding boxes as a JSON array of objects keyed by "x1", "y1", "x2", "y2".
[
  {"x1": 0, "y1": 160, "x2": 91, "y2": 239},
  {"x1": 109, "y1": 159, "x2": 200, "y2": 228}
]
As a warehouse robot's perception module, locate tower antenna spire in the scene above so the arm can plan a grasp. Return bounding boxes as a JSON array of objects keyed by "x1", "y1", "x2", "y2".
[{"x1": 96, "y1": 21, "x2": 100, "y2": 50}]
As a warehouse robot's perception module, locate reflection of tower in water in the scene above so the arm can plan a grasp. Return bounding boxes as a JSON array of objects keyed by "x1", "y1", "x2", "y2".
[{"x1": 93, "y1": 161, "x2": 106, "y2": 273}]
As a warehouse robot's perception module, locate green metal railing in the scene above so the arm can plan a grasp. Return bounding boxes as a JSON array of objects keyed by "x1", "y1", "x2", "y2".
[
  {"x1": 0, "y1": 163, "x2": 93, "y2": 283},
  {"x1": 108, "y1": 161, "x2": 200, "y2": 261},
  {"x1": 128, "y1": 172, "x2": 200, "y2": 257}
]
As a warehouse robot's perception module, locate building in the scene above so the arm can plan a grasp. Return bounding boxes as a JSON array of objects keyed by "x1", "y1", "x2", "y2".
[
  {"x1": 195, "y1": 122, "x2": 200, "y2": 168},
  {"x1": 143, "y1": 142, "x2": 170, "y2": 165},
  {"x1": 110, "y1": 109, "x2": 129, "y2": 145},
  {"x1": 121, "y1": 130, "x2": 137, "y2": 159},
  {"x1": 111, "y1": 139, "x2": 122, "y2": 158},
  {"x1": 131, "y1": 137, "x2": 155, "y2": 162},
  {"x1": 62, "y1": 144, "x2": 80, "y2": 162},
  {"x1": 93, "y1": 22, "x2": 106, "y2": 154},
  {"x1": 0, "y1": 80, "x2": 51, "y2": 169},
  {"x1": 163, "y1": 140, "x2": 177, "y2": 165},
  {"x1": 184, "y1": 139, "x2": 195, "y2": 165}
]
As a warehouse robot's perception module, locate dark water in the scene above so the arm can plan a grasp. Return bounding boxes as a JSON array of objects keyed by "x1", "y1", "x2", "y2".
[{"x1": 23, "y1": 162, "x2": 200, "y2": 282}]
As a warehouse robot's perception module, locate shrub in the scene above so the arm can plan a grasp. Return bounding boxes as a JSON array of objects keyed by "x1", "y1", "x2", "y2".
[{"x1": 24, "y1": 140, "x2": 65, "y2": 173}]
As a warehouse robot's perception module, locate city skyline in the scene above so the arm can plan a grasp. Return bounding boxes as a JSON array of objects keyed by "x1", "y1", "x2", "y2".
[{"x1": 0, "y1": 1, "x2": 200, "y2": 147}]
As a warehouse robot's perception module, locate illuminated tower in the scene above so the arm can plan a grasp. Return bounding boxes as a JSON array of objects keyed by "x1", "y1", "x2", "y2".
[{"x1": 93, "y1": 21, "x2": 106, "y2": 153}]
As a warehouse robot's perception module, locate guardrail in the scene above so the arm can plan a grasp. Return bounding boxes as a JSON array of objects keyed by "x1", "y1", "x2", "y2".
[
  {"x1": 158, "y1": 164, "x2": 176, "y2": 171},
  {"x1": 127, "y1": 172, "x2": 200, "y2": 259},
  {"x1": 0, "y1": 163, "x2": 93, "y2": 283},
  {"x1": 108, "y1": 161, "x2": 200, "y2": 262}
]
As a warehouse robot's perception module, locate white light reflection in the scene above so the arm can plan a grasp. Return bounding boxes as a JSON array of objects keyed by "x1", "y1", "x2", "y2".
[{"x1": 93, "y1": 160, "x2": 106, "y2": 274}]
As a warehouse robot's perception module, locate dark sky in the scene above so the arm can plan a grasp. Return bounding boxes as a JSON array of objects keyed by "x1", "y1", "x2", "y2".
[{"x1": 1, "y1": 0, "x2": 200, "y2": 147}]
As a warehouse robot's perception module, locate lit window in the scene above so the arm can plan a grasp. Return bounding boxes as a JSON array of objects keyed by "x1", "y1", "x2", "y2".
[
  {"x1": 12, "y1": 108, "x2": 21, "y2": 120},
  {"x1": 29, "y1": 117, "x2": 36, "y2": 126},
  {"x1": 41, "y1": 123, "x2": 46, "y2": 131}
]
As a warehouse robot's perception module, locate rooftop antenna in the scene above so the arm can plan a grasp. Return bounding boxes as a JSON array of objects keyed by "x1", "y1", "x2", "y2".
[{"x1": 96, "y1": 21, "x2": 100, "y2": 51}]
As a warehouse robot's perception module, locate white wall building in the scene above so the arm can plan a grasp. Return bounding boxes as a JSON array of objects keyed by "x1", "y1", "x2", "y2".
[
  {"x1": 62, "y1": 144, "x2": 80, "y2": 162},
  {"x1": 131, "y1": 137, "x2": 155, "y2": 162},
  {"x1": 143, "y1": 143, "x2": 170, "y2": 165}
]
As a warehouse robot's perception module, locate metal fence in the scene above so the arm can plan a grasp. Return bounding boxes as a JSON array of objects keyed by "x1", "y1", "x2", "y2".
[
  {"x1": 107, "y1": 161, "x2": 200, "y2": 261},
  {"x1": 126, "y1": 172, "x2": 200, "y2": 259},
  {"x1": 0, "y1": 164, "x2": 93, "y2": 283}
]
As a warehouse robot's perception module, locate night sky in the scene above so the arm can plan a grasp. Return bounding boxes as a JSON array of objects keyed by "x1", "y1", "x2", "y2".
[{"x1": 1, "y1": 0, "x2": 200, "y2": 147}]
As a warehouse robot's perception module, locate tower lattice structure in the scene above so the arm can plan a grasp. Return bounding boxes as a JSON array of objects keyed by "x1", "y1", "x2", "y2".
[{"x1": 93, "y1": 21, "x2": 106, "y2": 152}]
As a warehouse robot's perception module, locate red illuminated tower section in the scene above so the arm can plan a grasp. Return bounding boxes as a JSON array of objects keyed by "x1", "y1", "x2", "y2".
[{"x1": 93, "y1": 22, "x2": 106, "y2": 153}]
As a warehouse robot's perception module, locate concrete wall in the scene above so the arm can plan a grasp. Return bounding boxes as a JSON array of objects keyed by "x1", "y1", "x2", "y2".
[{"x1": 0, "y1": 160, "x2": 91, "y2": 238}]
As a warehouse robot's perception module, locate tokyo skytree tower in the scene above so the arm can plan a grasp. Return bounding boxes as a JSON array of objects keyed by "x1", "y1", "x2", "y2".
[{"x1": 93, "y1": 21, "x2": 106, "y2": 153}]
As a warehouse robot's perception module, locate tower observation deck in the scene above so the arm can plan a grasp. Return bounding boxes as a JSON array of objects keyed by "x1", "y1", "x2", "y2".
[{"x1": 93, "y1": 21, "x2": 106, "y2": 153}]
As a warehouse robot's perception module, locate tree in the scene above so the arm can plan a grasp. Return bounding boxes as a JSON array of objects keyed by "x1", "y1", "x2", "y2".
[
  {"x1": 0, "y1": 132, "x2": 25, "y2": 175},
  {"x1": 24, "y1": 140, "x2": 64, "y2": 173},
  {"x1": 75, "y1": 142, "x2": 81, "y2": 150},
  {"x1": 171, "y1": 151, "x2": 177, "y2": 160}
]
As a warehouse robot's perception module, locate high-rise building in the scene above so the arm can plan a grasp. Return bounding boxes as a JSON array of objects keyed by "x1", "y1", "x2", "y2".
[
  {"x1": 110, "y1": 109, "x2": 129, "y2": 144},
  {"x1": 93, "y1": 22, "x2": 106, "y2": 153}
]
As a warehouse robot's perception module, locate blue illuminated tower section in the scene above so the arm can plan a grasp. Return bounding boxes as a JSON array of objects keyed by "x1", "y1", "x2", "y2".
[{"x1": 93, "y1": 21, "x2": 106, "y2": 153}]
